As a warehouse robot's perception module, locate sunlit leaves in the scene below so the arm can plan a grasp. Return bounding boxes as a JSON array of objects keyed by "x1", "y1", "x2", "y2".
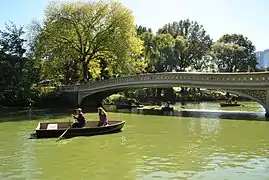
[
  {"x1": 32, "y1": 0, "x2": 145, "y2": 83},
  {"x1": 213, "y1": 34, "x2": 257, "y2": 72}
]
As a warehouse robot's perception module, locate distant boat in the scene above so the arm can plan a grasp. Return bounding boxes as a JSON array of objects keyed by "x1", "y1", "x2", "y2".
[
  {"x1": 220, "y1": 103, "x2": 242, "y2": 107},
  {"x1": 38, "y1": 79, "x2": 51, "y2": 85},
  {"x1": 35, "y1": 120, "x2": 125, "y2": 138},
  {"x1": 161, "y1": 106, "x2": 174, "y2": 111},
  {"x1": 116, "y1": 102, "x2": 143, "y2": 109}
]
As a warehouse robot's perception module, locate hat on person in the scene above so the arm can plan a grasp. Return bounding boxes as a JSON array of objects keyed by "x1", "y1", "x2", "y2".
[{"x1": 75, "y1": 108, "x2": 82, "y2": 111}]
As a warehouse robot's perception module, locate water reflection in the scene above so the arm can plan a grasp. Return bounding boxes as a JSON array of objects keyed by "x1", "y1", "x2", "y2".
[
  {"x1": 15, "y1": 132, "x2": 41, "y2": 179},
  {"x1": 104, "y1": 101, "x2": 268, "y2": 121},
  {"x1": 112, "y1": 108, "x2": 267, "y2": 121},
  {"x1": 188, "y1": 118, "x2": 220, "y2": 136},
  {"x1": 0, "y1": 123, "x2": 41, "y2": 179},
  {"x1": 194, "y1": 153, "x2": 269, "y2": 180},
  {"x1": 128, "y1": 112, "x2": 269, "y2": 180}
]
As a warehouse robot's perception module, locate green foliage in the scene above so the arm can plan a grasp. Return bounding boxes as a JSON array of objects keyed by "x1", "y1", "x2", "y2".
[
  {"x1": 0, "y1": 22, "x2": 38, "y2": 106},
  {"x1": 150, "y1": 33, "x2": 175, "y2": 72},
  {"x1": 136, "y1": 25, "x2": 152, "y2": 36},
  {"x1": 157, "y1": 19, "x2": 213, "y2": 71},
  {"x1": 138, "y1": 19, "x2": 212, "y2": 73},
  {"x1": 0, "y1": 6, "x2": 260, "y2": 107},
  {"x1": 213, "y1": 34, "x2": 258, "y2": 72},
  {"x1": 32, "y1": 0, "x2": 146, "y2": 84},
  {"x1": 104, "y1": 94, "x2": 125, "y2": 104}
]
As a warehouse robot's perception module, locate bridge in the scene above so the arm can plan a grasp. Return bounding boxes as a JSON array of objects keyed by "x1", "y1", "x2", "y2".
[{"x1": 59, "y1": 72, "x2": 269, "y2": 117}]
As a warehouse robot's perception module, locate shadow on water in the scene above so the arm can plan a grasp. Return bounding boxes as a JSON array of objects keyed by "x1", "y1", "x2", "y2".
[
  {"x1": 1, "y1": 106, "x2": 268, "y2": 124},
  {"x1": 28, "y1": 133, "x2": 38, "y2": 139},
  {"x1": 116, "y1": 108, "x2": 268, "y2": 121},
  {"x1": 0, "y1": 107, "x2": 76, "y2": 123},
  {"x1": 179, "y1": 110, "x2": 267, "y2": 121}
]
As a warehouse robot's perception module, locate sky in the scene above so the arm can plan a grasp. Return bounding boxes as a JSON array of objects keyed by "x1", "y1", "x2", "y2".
[{"x1": 0, "y1": 0, "x2": 268, "y2": 51}]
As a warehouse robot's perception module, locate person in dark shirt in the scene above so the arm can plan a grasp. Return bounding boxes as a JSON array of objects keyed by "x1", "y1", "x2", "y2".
[{"x1": 72, "y1": 108, "x2": 86, "y2": 128}]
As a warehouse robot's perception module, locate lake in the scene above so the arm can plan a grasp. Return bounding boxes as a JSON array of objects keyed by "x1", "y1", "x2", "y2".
[{"x1": 0, "y1": 101, "x2": 269, "y2": 180}]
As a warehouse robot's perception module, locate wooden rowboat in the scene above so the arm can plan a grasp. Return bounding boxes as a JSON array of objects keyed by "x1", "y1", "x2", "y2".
[
  {"x1": 220, "y1": 103, "x2": 241, "y2": 107},
  {"x1": 161, "y1": 107, "x2": 174, "y2": 111},
  {"x1": 35, "y1": 120, "x2": 125, "y2": 138}
]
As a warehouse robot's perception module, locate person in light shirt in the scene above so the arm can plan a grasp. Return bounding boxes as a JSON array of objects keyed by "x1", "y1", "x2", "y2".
[{"x1": 97, "y1": 107, "x2": 109, "y2": 126}]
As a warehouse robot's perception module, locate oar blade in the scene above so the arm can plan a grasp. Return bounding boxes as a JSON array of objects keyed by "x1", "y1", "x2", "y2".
[{"x1": 56, "y1": 128, "x2": 70, "y2": 142}]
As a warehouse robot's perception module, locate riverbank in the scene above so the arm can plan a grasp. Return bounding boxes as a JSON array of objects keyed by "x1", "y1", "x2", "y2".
[{"x1": 104, "y1": 88, "x2": 250, "y2": 107}]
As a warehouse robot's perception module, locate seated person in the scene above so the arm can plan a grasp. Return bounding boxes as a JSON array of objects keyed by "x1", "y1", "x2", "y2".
[
  {"x1": 226, "y1": 98, "x2": 232, "y2": 104},
  {"x1": 72, "y1": 108, "x2": 86, "y2": 128},
  {"x1": 97, "y1": 107, "x2": 108, "y2": 126}
]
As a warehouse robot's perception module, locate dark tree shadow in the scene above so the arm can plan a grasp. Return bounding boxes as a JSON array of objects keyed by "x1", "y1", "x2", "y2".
[
  {"x1": 117, "y1": 109, "x2": 268, "y2": 121},
  {"x1": 0, "y1": 107, "x2": 75, "y2": 123}
]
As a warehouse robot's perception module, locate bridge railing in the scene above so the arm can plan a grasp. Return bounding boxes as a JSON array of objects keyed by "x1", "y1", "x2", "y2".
[{"x1": 60, "y1": 72, "x2": 269, "y2": 92}]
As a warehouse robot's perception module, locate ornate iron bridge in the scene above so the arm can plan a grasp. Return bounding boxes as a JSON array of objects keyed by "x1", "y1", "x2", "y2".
[{"x1": 59, "y1": 72, "x2": 269, "y2": 116}]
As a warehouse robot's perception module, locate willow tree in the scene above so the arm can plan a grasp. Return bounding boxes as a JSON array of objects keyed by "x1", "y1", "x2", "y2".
[{"x1": 33, "y1": 0, "x2": 145, "y2": 83}]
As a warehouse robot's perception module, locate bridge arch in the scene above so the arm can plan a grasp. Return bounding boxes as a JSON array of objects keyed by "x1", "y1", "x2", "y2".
[
  {"x1": 60, "y1": 72, "x2": 269, "y2": 116},
  {"x1": 80, "y1": 88, "x2": 265, "y2": 107},
  {"x1": 78, "y1": 83, "x2": 267, "y2": 113}
]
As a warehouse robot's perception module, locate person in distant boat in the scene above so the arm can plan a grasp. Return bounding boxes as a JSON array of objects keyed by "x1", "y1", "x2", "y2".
[
  {"x1": 226, "y1": 98, "x2": 232, "y2": 104},
  {"x1": 72, "y1": 108, "x2": 86, "y2": 128},
  {"x1": 97, "y1": 107, "x2": 108, "y2": 126}
]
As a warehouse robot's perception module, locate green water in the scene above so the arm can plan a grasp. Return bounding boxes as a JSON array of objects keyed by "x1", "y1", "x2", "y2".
[{"x1": 1, "y1": 102, "x2": 269, "y2": 180}]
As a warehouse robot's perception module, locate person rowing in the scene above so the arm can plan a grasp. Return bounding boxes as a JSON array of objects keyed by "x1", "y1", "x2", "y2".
[
  {"x1": 72, "y1": 108, "x2": 86, "y2": 128},
  {"x1": 97, "y1": 107, "x2": 109, "y2": 126}
]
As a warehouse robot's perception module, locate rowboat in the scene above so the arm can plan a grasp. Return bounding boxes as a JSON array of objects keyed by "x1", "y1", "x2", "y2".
[
  {"x1": 116, "y1": 102, "x2": 144, "y2": 109},
  {"x1": 161, "y1": 107, "x2": 174, "y2": 111},
  {"x1": 35, "y1": 120, "x2": 125, "y2": 138},
  {"x1": 220, "y1": 103, "x2": 241, "y2": 107}
]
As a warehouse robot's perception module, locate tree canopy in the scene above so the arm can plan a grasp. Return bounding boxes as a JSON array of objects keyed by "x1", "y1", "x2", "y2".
[
  {"x1": 0, "y1": 22, "x2": 37, "y2": 106},
  {"x1": 33, "y1": 0, "x2": 146, "y2": 84},
  {"x1": 0, "y1": 1, "x2": 261, "y2": 107},
  {"x1": 157, "y1": 19, "x2": 212, "y2": 71},
  {"x1": 213, "y1": 34, "x2": 257, "y2": 72}
]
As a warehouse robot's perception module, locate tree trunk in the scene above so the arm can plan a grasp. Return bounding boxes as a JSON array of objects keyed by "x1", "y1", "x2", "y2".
[
  {"x1": 100, "y1": 58, "x2": 107, "y2": 80},
  {"x1": 82, "y1": 61, "x2": 88, "y2": 82},
  {"x1": 156, "y1": 88, "x2": 162, "y2": 104}
]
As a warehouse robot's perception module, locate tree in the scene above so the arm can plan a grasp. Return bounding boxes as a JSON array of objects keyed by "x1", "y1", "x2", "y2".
[
  {"x1": 151, "y1": 34, "x2": 175, "y2": 72},
  {"x1": 213, "y1": 34, "x2": 257, "y2": 72},
  {"x1": 0, "y1": 22, "x2": 37, "y2": 106},
  {"x1": 157, "y1": 19, "x2": 212, "y2": 71},
  {"x1": 212, "y1": 42, "x2": 244, "y2": 72},
  {"x1": 32, "y1": 0, "x2": 146, "y2": 83},
  {"x1": 136, "y1": 25, "x2": 152, "y2": 36}
]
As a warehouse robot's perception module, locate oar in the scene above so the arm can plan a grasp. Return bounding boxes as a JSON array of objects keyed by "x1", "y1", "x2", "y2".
[
  {"x1": 56, "y1": 127, "x2": 71, "y2": 142},
  {"x1": 56, "y1": 115, "x2": 73, "y2": 142}
]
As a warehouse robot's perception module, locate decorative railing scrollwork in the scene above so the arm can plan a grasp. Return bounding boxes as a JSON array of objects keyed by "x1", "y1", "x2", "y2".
[{"x1": 60, "y1": 72, "x2": 269, "y2": 92}]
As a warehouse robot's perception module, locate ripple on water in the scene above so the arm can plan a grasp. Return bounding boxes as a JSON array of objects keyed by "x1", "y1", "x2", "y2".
[
  {"x1": 198, "y1": 151, "x2": 269, "y2": 179},
  {"x1": 1, "y1": 107, "x2": 269, "y2": 180}
]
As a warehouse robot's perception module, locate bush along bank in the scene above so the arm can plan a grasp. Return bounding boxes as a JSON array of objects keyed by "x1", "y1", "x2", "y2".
[{"x1": 103, "y1": 88, "x2": 250, "y2": 106}]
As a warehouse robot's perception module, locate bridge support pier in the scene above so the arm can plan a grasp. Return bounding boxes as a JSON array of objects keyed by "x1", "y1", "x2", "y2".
[
  {"x1": 264, "y1": 89, "x2": 269, "y2": 120},
  {"x1": 263, "y1": 105, "x2": 269, "y2": 120}
]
